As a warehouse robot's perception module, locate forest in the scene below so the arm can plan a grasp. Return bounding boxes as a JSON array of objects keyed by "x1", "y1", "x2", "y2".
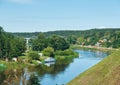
[
  {"x1": 0, "y1": 26, "x2": 77, "y2": 63},
  {"x1": 1, "y1": 26, "x2": 120, "y2": 61},
  {"x1": 0, "y1": 26, "x2": 26, "y2": 60},
  {"x1": 13, "y1": 28, "x2": 120, "y2": 48}
]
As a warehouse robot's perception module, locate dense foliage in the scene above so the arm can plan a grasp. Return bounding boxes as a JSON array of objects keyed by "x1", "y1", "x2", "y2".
[
  {"x1": 28, "y1": 51, "x2": 40, "y2": 60},
  {"x1": 43, "y1": 46, "x2": 54, "y2": 57},
  {"x1": 82, "y1": 30, "x2": 120, "y2": 48},
  {"x1": 0, "y1": 26, "x2": 26, "y2": 60},
  {"x1": 12, "y1": 28, "x2": 120, "y2": 48},
  {"x1": 55, "y1": 49, "x2": 75, "y2": 56},
  {"x1": 32, "y1": 33, "x2": 47, "y2": 51},
  {"x1": 12, "y1": 28, "x2": 120, "y2": 38},
  {"x1": 48, "y1": 35, "x2": 70, "y2": 50},
  {"x1": 32, "y1": 34, "x2": 70, "y2": 51}
]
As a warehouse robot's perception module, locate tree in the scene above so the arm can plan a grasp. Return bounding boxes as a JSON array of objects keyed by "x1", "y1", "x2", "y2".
[
  {"x1": 110, "y1": 31, "x2": 120, "y2": 48},
  {"x1": 49, "y1": 35, "x2": 70, "y2": 51},
  {"x1": 0, "y1": 27, "x2": 26, "y2": 60},
  {"x1": 15, "y1": 38, "x2": 26, "y2": 56},
  {"x1": 0, "y1": 26, "x2": 4, "y2": 58},
  {"x1": 77, "y1": 37, "x2": 84, "y2": 45},
  {"x1": 43, "y1": 46, "x2": 54, "y2": 57},
  {"x1": 0, "y1": 26, "x2": 4, "y2": 34},
  {"x1": 29, "y1": 51, "x2": 39, "y2": 60},
  {"x1": 67, "y1": 35, "x2": 77, "y2": 44},
  {"x1": 32, "y1": 33, "x2": 47, "y2": 51}
]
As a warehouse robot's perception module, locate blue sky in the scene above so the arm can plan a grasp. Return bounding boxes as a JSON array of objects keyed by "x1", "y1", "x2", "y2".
[{"x1": 0, "y1": 0, "x2": 120, "y2": 32}]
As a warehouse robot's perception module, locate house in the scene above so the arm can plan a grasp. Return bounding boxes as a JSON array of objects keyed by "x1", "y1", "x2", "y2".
[
  {"x1": 99, "y1": 39, "x2": 107, "y2": 43},
  {"x1": 103, "y1": 39, "x2": 107, "y2": 42},
  {"x1": 95, "y1": 42, "x2": 101, "y2": 47}
]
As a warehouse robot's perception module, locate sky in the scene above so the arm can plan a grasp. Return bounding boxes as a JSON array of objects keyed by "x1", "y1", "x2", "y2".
[{"x1": 0, "y1": 0, "x2": 120, "y2": 32}]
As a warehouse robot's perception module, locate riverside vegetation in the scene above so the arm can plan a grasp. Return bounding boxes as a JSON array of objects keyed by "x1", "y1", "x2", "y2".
[
  {"x1": 13, "y1": 28, "x2": 120, "y2": 48},
  {"x1": 0, "y1": 26, "x2": 78, "y2": 69},
  {"x1": 1, "y1": 26, "x2": 120, "y2": 68},
  {"x1": 0, "y1": 26, "x2": 120, "y2": 85}
]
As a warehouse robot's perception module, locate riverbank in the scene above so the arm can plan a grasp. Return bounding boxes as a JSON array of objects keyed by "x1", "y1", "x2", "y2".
[
  {"x1": 0, "y1": 49, "x2": 107, "y2": 85},
  {"x1": 0, "y1": 44, "x2": 115, "y2": 70},
  {"x1": 71, "y1": 45, "x2": 117, "y2": 53},
  {"x1": 0, "y1": 49, "x2": 78, "y2": 70},
  {"x1": 67, "y1": 49, "x2": 120, "y2": 85}
]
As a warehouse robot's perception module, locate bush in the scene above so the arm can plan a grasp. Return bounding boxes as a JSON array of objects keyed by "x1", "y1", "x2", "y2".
[
  {"x1": 28, "y1": 51, "x2": 39, "y2": 60},
  {"x1": 43, "y1": 47, "x2": 54, "y2": 57},
  {"x1": 55, "y1": 49, "x2": 74, "y2": 56}
]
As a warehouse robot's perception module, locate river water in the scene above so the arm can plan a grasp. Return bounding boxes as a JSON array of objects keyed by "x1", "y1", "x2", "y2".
[{"x1": 0, "y1": 50, "x2": 108, "y2": 85}]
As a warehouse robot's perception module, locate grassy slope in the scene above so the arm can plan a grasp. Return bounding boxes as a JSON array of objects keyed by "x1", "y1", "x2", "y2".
[{"x1": 67, "y1": 49, "x2": 120, "y2": 85}]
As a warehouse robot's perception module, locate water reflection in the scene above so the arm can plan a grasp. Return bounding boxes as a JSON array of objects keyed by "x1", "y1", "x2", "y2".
[
  {"x1": 0, "y1": 68, "x2": 40, "y2": 85},
  {"x1": 29, "y1": 60, "x2": 72, "y2": 77},
  {"x1": 0, "y1": 58, "x2": 71, "y2": 85},
  {"x1": 0, "y1": 50, "x2": 108, "y2": 85},
  {"x1": 27, "y1": 73, "x2": 40, "y2": 85},
  {"x1": 75, "y1": 50, "x2": 108, "y2": 59},
  {"x1": 45, "y1": 62, "x2": 55, "y2": 67},
  {"x1": 0, "y1": 68, "x2": 23, "y2": 85}
]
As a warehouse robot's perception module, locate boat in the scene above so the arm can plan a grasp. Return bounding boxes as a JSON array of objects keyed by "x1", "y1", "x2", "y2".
[{"x1": 44, "y1": 57, "x2": 55, "y2": 63}]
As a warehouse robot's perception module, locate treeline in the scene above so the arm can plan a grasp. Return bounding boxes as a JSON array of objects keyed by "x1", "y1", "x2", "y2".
[
  {"x1": 80, "y1": 30, "x2": 120, "y2": 48},
  {"x1": 65, "y1": 30, "x2": 120, "y2": 48},
  {"x1": 13, "y1": 28, "x2": 120, "y2": 48},
  {"x1": 13, "y1": 32, "x2": 39, "y2": 38},
  {"x1": 0, "y1": 27, "x2": 26, "y2": 60},
  {"x1": 12, "y1": 28, "x2": 120, "y2": 38}
]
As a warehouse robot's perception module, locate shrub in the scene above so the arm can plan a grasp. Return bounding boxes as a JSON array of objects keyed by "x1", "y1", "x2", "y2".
[
  {"x1": 43, "y1": 47, "x2": 54, "y2": 57},
  {"x1": 28, "y1": 51, "x2": 39, "y2": 60},
  {"x1": 55, "y1": 49, "x2": 74, "y2": 56}
]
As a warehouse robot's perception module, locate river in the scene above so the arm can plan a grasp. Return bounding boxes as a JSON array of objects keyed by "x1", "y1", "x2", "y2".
[{"x1": 0, "y1": 50, "x2": 108, "y2": 85}]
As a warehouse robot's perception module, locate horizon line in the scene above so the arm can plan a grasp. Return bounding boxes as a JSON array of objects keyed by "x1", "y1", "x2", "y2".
[{"x1": 8, "y1": 28, "x2": 120, "y2": 33}]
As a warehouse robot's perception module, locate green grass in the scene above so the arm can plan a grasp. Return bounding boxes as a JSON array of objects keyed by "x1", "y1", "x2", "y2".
[{"x1": 67, "y1": 49, "x2": 120, "y2": 85}]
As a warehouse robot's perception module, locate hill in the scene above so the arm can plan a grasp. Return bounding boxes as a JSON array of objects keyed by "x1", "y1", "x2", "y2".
[
  {"x1": 12, "y1": 28, "x2": 120, "y2": 48},
  {"x1": 12, "y1": 28, "x2": 120, "y2": 38},
  {"x1": 67, "y1": 49, "x2": 120, "y2": 85}
]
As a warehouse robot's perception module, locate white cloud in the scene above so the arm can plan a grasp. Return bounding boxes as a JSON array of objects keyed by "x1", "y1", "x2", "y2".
[{"x1": 5, "y1": 0, "x2": 34, "y2": 4}]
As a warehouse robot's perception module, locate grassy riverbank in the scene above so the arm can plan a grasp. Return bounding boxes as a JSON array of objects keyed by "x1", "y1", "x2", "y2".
[
  {"x1": 67, "y1": 49, "x2": 120, "y2": 85},
  {"x1": 0, "y1": 49, "x2": 78, "y2": 70},
  {"x1": 71, "y1": 45, "x2": 117, "y2": 53}
]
